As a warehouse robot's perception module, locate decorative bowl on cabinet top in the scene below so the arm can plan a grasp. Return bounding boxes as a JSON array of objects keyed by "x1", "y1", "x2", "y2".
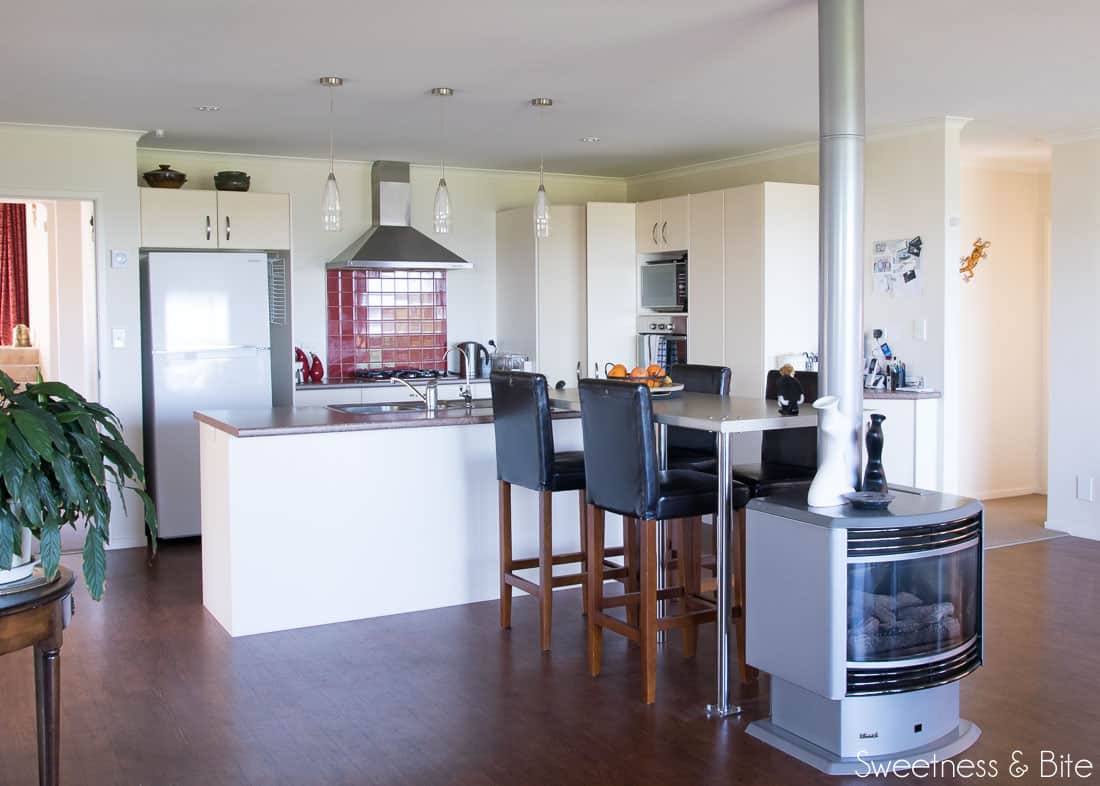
[
  {"x1": 214, "y1": 170, "x2": 251, "y2": 192},
  {"x1": 143, "y1": 163, "x2": 187, "y2": 188}
]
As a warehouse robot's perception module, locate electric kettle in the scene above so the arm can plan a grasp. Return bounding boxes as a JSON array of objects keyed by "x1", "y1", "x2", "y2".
[{"x1": 455, "y1": 341, "x2": 491, "y2": 379}]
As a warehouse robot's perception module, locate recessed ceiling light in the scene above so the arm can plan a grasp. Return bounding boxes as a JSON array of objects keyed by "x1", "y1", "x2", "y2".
[
  {"x1": 580, "y1": 136, "x2": 601, "y2": 143},
  {"x1": 194, "y1": 105, "x2": 220, "y2": 112}
]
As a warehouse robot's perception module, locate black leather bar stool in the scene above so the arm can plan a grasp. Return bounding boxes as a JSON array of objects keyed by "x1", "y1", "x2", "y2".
[
  {"x1": 490, "y1": 371, "x2": 626, "y2": 652},
  {"x1": 578, "y1": 378, "x2": 750, "y2": 704},
  {"x1": 730, "y1": 370, "x2": 819, "y2": 496},
  {"x1": 665, "y1": 363, "x2": 732, "y2": 474}
]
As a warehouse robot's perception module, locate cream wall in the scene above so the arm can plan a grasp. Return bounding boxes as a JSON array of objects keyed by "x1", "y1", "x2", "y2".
[
  {"x1": 135, "y1": 149, "x2": 626, "y2": 363},
  {"x1": 1048, "y1": 137, "x2": 1100, "y2": 540},
  {"x1": 0, "y1": 124, "x2": 145, "y2": 548},
  {"x1": 957, "y1": 164, "x2": 1050, "y2": 499},
  {"x1": 626, "y1": 120, "x2": 965, "y2": 490}
]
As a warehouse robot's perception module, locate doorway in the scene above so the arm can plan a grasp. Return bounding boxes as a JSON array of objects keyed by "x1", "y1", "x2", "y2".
[{"x1": 0, "y1": 197, "x2": 99, "y2": 552}]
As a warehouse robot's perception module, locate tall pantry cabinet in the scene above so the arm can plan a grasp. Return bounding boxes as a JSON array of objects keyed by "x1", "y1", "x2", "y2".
[
  {"x1": 496, "y1": 203, "x2": 637, "y2": 388},
  {"x1": 687, "y1": 182, "x2": 819, "y2": 398}
]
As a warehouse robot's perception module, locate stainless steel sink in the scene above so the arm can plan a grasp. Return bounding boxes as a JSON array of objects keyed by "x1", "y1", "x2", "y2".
[{"x1": 327, "y1": 399, "x2": 494, "y2": 416}]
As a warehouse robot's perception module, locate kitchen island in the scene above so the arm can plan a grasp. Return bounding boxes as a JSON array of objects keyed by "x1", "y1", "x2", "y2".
[{"x1": 194, "y1": 402, "x2": 593, "y2": 637}]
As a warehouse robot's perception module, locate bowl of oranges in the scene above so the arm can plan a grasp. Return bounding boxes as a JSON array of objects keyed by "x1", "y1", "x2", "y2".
[{"x1": 603, "y1": 363, "x2": 685, "y2": 395}]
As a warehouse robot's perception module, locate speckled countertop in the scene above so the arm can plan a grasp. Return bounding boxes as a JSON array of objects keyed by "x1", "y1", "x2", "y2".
[{"x1": 195, "y1": 403, "x2": 577, "y2": 438}]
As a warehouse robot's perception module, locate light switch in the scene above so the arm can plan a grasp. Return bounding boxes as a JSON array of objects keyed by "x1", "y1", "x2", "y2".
[
  {"x1": 110, "y1": 249, "x2": 128, "y2": 269},
  {"x1": 913, "y1": 319, "x2": 928, "y2": 341},
  {"x1": 1077, "y1": 476, "x2": 1095, "y2": 502},
  {"x1": 112, "y1": 328, "x2": 126, "y2": 349}
]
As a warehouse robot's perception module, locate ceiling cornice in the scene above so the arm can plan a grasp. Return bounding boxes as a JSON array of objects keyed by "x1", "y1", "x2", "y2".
[
  {"x1": 137, "y1": 145, "x2": 624, "y2": 182},
  {"x1": 0, "y1": 122, "x2": 145, "y2": 140},
  {"x1": 626, "y1": 116, "x2": 975, "y2": 185}
]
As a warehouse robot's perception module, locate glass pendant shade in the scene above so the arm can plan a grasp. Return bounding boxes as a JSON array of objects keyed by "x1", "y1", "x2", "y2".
[
  {"x1": 322, "y1": 171, "x2": 342, "y2": 232},
  {"x1": 434, "y1": 177, "x2": 452, "y2": 234},
  {"x1": 534, "y1": 183, "x2": 551, "y2": 239}
]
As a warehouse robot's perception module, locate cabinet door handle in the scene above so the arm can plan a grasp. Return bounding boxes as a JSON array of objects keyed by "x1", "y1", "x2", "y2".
[
  {"x1": 661, "y1": 221, "x2": 668, "y2": 245},
  {"x1": 225, "y1": 215, "x2": 231, "y2": 242},
  {"x1": 205, "y1": 215, "x2": 211, "y2": 241},
  {"x1": 652, "y1": 222, "x2": 659, "y2": 245}
]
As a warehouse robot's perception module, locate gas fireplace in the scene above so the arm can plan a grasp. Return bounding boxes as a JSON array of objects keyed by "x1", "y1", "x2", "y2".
[{"x1": 744, "y1": 491, "x2": 984, "y2": 775}]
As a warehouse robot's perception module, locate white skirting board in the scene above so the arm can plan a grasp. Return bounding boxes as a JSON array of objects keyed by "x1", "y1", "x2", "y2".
[{"x1": 746, "y1": 718, "x2": 981, "y2": 776}]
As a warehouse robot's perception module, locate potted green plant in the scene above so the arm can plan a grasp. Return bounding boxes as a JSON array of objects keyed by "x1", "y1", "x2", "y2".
[{"x1": 0, "y1": 370, "x2": 157, "y2": 600}]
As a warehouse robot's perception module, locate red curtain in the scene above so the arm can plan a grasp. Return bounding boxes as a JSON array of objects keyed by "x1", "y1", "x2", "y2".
[{"x1": 0, "y1": 203, "x2": 29, "y2": 346}]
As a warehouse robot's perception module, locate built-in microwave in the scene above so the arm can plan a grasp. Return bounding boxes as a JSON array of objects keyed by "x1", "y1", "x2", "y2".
[{"x1": 640, "y1": 257, "x2": 687, "y2": 312}]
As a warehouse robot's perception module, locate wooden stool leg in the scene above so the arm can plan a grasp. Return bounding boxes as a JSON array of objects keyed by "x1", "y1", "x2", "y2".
[
  {"x1": 623, "y1": 516, "x2": 639, "y2": 629},
  {"x1": 538, "y1": 490, "x2": 554, "y2": 652},
  {"x1": 498, "y1": 480, "x2": 513, "y2": 629},
  {"x1": 578, "y1": 489, "x2": 589, "y2": 616},
  {"x1": 680, "y1": 517, "x2": 700, "y2": 658},
  {"x1": 640, "y1": 518, "x2": 659, "y2": 704},
  {"x1": 587, "y1": 504, "x2": 605, "y2": 677},
  {"x1": 732, "y1": 506, "x2": 758, "y2": 683}
]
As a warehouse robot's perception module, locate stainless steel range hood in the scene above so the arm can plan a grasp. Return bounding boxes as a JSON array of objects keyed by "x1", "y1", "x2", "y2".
[{"x1": 326, "y1": 160, "x2": 472, "y2": 270}]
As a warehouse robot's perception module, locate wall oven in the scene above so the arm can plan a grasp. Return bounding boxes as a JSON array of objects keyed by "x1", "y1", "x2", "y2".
[
  {"x1": 637, "y1": 315, "x2": 687, "y2": 370},
  {"x1": 640, "y1": 257, "x2": 687, "y2": 312}
]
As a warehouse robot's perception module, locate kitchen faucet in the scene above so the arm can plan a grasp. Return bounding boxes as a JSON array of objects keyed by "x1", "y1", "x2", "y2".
[
  {"x1": 390, "y1": 375, "x2": 439, "y2": 411},
  {"x1": 439, "y1": 347, "x2": 474, "y2": 407}
]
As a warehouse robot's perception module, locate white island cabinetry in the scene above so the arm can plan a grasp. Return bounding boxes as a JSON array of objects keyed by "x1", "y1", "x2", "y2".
[{"x1": 197, "y1": 408, "x2": 596, "y2": 637}]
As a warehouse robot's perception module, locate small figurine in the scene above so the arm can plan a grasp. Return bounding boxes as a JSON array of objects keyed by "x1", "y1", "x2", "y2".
[
  {"x1": 309, "y1": 353, "x2": 325, "y2": 383},
  {"x1": 295, "y1": 347, "x2": 311, "y2": 383},
  {"x1": 960, "y1": 238, "x2": 991, "y2": 283},
  {"x1": 776, "y1": 364, "x2": 804, "y2": 415}
]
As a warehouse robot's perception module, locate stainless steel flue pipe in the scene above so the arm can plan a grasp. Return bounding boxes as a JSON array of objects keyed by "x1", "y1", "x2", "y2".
[{"x1": 818, "y1": 0, "x2": 865, "y2": 489}]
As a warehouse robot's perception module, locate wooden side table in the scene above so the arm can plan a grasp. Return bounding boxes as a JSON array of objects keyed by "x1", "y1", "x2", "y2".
[{"x1": 0, "y1": 566, "x2": 76, "y2": 786}]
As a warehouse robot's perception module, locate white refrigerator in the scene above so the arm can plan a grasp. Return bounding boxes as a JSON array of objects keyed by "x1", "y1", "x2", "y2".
[{"x1": 141, "y1": 252, "x2": 273, "y2": 538}]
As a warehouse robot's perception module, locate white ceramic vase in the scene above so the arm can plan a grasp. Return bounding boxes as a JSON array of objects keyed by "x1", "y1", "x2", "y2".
[
  {"x1": 807, "y1": 395, "x2": 855, "y2": 508},
  {"x1": 0, "y1": 527, "x2": 35, "y2": 585}
]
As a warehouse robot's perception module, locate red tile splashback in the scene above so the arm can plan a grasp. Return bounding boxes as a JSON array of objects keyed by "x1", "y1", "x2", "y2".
[{"x1": 326, "y1": 269, "x2": 447, "y2": 381}]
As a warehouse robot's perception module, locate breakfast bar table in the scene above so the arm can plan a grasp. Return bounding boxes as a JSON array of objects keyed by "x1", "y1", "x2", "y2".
[{"x1": 547, "y1": 388, "x2": 817, "y2": 717}]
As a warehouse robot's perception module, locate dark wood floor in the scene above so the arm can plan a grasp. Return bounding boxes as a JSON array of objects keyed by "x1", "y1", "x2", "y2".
[{"x1": 0, "y1": 536, "x2": 1097, "y2": 785}]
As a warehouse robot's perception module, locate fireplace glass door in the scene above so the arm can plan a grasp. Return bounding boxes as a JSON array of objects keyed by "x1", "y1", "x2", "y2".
[{"x1": 847, "y1": 538, "x2": 980, "y2": 663}]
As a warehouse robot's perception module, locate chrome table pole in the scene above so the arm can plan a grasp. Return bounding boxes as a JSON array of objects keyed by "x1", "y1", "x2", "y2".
[{"x1": 706, "y1": 430, "x2": 741, "y2": 718}]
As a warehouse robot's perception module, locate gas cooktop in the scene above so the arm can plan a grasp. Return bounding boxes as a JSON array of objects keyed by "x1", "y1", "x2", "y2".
[{"x1": 351, "y1": 368, "x2": 458, "y2": 382}]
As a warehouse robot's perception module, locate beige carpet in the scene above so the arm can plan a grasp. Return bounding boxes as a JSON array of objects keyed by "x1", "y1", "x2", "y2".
[{"x1": 982, "y1": 494, "x2": 1065, "y2": 549}]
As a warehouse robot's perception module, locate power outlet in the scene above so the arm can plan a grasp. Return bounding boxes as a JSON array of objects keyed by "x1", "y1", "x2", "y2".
[{"x1": 1077, "y1": 476, "x2": 1095, "y2": 502}]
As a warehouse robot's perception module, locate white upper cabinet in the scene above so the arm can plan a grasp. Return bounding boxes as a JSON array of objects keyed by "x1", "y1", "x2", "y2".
[
  {"x1": 140, "y1": 189, "x2": 290, "y2": 250},
  {"x1": 139, "y1": 190, "x2": 218, "y2": 249},
  {"x1": 659, "y1": 195, "x2": 690, "y2": 252},
  {"x1": 636, "y1": 196, "x2": 690, "y2": 254},
  {"x1": 216, "y1": 192, "x2": 291, "y2": 250},
  {"x1": 636, "y1": 199, "x2": 662, "y2": 254}
]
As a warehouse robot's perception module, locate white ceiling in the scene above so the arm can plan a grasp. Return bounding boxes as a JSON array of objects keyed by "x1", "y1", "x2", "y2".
[{"x1": 2, "y1": 0, "x2": 1093, "y2": 177}]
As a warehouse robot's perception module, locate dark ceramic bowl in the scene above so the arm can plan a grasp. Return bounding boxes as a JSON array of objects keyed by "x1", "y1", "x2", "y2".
[
  {"x1": 214, "y1": 170, "x2": 251, "y2": 192},
  {"x1": 143, "y1": 164, "x2": 187, "y2": 189}
]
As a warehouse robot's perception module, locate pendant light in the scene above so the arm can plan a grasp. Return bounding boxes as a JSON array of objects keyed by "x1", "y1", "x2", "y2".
[
  {"x1": 531, "y1": 98, "x2": 552, "y2": 238},
  {"x1": 431, "y1": 87, "x2": 454, "y2": 234},
  {"x1": 320, "y1": 76, "x2": 344, "y2": 232}
]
